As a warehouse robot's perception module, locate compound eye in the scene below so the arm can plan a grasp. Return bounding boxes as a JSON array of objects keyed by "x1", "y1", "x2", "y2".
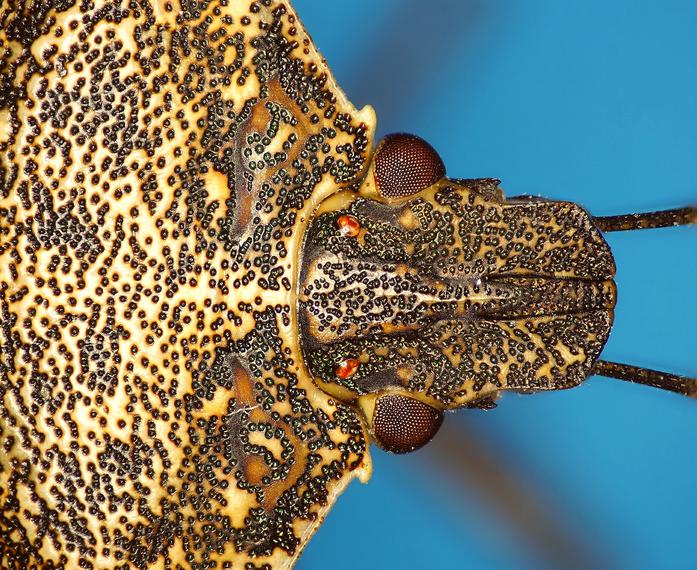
[
  {"x1": 372, "y1": 393, "x2": 443, "y2": 453},
  {"x1": 374, "y1": 133, "x2": 446, "y2": 200}
]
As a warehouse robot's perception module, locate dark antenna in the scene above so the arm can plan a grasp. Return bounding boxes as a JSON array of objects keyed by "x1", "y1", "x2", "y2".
[
  {"x1": 594, "y1": 360, "x2": 697, "y2": 397},
  {"x1": 593, "y1": 205, "x2": 696, "y2": 395},
  {"x1": 594, "y1": 206, "x2": 696, "y2": 232}
]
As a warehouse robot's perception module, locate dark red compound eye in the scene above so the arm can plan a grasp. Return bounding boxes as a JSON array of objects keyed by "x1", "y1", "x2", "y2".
[
  {"x1": 372, "y1": 393, "x2": 443, "y2": 454},
  {"x1": 374, "y1": 133, "x2": 446, "y2": 199}
]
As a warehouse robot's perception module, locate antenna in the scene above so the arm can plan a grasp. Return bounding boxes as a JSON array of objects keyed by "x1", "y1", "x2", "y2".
[
  {"x1": 594, "y1": 206, "x2": 696, "y2": 232},
  {"x1": 594, "y1": 360, "x2": 697, "y2": 397}
]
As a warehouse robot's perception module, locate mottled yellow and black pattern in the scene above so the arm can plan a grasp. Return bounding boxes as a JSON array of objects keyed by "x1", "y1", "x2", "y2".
[
  {"x1": 300, "y1": 179, "x2": 616, "y2": 411},
  {"x1": 0, "y1": 0, "x2": 629, "y2": 567},
  {"x1": 0, "y1": 1, "x2": 374, "y2": 568}
]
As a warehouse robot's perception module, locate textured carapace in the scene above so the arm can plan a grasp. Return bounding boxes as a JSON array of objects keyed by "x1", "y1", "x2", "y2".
[
  {"x1": 0, "y1": 1, "x2": 375, "y2": 568},
  {"x1": 299, "y1": 163, "x2": 616, "y2": 425},
  {"x1": 374, "y1": 133, "x2": 446, "y2": 200},
  {"x1": 0, "y1": 0, "x2": 622, "y2": 568}
]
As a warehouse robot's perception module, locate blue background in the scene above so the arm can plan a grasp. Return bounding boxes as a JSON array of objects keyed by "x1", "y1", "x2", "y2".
[{"x1": 294, "y1": 1, "x2": 697, "y2": 569}]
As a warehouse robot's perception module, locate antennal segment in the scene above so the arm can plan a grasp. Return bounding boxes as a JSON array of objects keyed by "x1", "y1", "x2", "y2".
[
  {"x1": 594, "y1": 206, "x2": 696, "y2": 232},
  {"x1": 593, "y1": 360, "x2": 697, "y2": 397}
]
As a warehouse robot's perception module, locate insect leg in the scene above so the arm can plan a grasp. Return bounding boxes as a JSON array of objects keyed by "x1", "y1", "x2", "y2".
[
  {"x1": 593, "y1": 359, "x2": 697, "y2": 397},
  {"x1": 594, "y1": 206, "x2": 696, "y2": 232}
]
